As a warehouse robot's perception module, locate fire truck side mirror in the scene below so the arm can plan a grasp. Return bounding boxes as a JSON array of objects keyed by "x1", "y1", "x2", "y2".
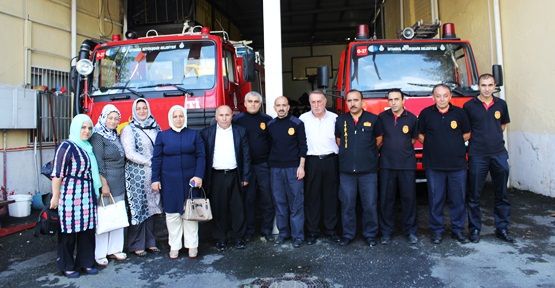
[
  {"x1": 317, "y1": 66, "x2": 329, "y2": 88},
  {"x1": 492, "y1": 64, "x2": 503, "y2": 87}
]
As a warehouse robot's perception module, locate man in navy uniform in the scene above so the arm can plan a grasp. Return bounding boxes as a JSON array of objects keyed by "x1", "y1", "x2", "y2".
[
  {"x1": 378, "y1": 89, "x2": 418, "y2": 245},
  {"x1": 233, "y1": 91, "x2": 275, "y2": 242},
  {"x1": 418, "y1": 84, "x2": 470, "y2": 244},
  {"x1": 201, "y1": 105, "x2": 251, "y2": 251},
  {"x1": 267, "y1": 96, "x2": 307, "y2": 248},
  {"x1": 335, "y1": 90, "x2": 383, "y2": 247},
  {"x1": 299, "y1": 90, "x2": 340, "y2": 245},
  {"x1": 464, "y1": 74, "x2": 513, "y2": 243}
]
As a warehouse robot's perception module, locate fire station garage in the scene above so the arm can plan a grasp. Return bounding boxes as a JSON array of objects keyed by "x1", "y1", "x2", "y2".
[{"x1": 0, "y1": 0, "x2": 554, "y2": 287}]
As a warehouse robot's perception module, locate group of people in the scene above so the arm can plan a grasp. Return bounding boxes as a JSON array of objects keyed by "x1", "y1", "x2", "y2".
[
  {"x1": 48, "y1": 72, "x2": 514, "y2": 278},
  {"x1": 50, "y1": 99, "x2": 163, "y2": 277}
]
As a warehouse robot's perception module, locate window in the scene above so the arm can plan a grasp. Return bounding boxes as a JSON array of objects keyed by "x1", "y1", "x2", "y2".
[{"x1": 30, "y1": 67, "x2": 72, "y2": 144}]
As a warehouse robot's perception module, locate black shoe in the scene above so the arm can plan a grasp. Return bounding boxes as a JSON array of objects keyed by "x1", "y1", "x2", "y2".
[
  {"x1": 274, "y1": 237, "x2": 287, "y2": 245},
  {"x1": 451, "y1": 232, "x2": 469, "y2": 244},
  {"x1": 235, "y1": 240, "x2": 246, "y2": 249},
  {"x1": 327, "y1": 234, "x2": 341, "y2": 243},
  {"x1": 366, "y1": 238, "x2": 377, "y2": 247},
  {"x1": 381, "y1": 236, "x2": 391, "y2": 245},
  {"x1": 338, "y1": 237, "x2": 351, "y2": 246},
  {"x1": 306, "y1": 236, "x2": 316, "y2": 245},
  {"x1": 82, "y1": 267, "x2": 98, "y2": 275},
  {"x1": 292, "y1": 238, "x2": 303, "y2": 248},
  {"x1": 407, "y1": 234, "x2": 418, "y2": 245},
  {"x1": 469, "y1": 230, "x2": 480, "y2": 243},
  {"x1": 244, "y1": 235, "x2": 253, "y2": 243},
  {"x1": 431, "y1": 234, "x2": 443, "y2": 244},
  {"x1": 495, "y1": 229, "x2": 515, "y2": 243},
  {"x1": 63, "y1": 271, "x2": 80, "y2": 278},
  {"x1": 215, "y1": 241, "x2": 226, "y2": 251},
  {"x1": 264, "y1": 235, "x2": 275, "y2": 242}
]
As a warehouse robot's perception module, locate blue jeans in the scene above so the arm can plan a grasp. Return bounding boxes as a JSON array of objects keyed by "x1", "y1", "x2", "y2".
[
  {"x1": 426, "y1": 169, "x2": 467, "y2": 235},
  {"x1": 270, "y1": 167, "x2": 304, "y2": 240},
  {"x1": 244, "y1": 162, "x2": 275, "y2": 236},
  {"x1": 468, "y1": 152, "x2": 510, "y2": 231},
  {"x1": 339, "y1": 172, "x2": 378, "y2": 240}
]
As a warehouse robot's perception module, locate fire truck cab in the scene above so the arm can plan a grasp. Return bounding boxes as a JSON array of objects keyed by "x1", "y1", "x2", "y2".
[
  {"x1": 71, "y1": 25, "x2": 263, "y2": 130},
  {"x1": 331, "y1": 22, "x2": 503, "y2": 174}
]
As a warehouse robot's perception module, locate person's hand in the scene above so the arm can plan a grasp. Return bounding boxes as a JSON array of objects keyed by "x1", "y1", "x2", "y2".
[
  {"x1": 101, "y1": 184, "x2": 111, "y2": 196},
  {"x1": 49, "y1": 195, "x2": 59, "y2": 209},
  {"x1": 151, "y1": 182, "x2": 161, "y2": 192},
  {"x1": 191, "y1": 177, "x2": 203, "y2": 188},
  {"x1": 241, "y1": 181, "x2": 249, "y2": 187},
  {"x1": 296, "y1": 166, "x2": 305, "y2": 180}
]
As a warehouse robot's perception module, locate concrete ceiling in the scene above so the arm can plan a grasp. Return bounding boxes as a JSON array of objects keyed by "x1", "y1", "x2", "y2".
[{"x1": 127, "y1": 0, "x2": 382, "y2": 48}]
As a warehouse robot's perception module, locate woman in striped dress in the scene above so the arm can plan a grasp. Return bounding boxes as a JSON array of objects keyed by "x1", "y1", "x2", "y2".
[{"x1": 50, "y1": 114, "x2": 102, "y2": 278}]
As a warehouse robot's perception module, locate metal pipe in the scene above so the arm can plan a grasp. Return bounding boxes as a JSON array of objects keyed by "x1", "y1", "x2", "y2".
[
  {"x1": 3, "y1": 130, "x2": 7, "y2": 195},
  {"x1": 71, "y1": 0, "x2": 77, "y2": 59},
  {"x1": 493, "y1": 0, "x2": 505, "y2": 100}
]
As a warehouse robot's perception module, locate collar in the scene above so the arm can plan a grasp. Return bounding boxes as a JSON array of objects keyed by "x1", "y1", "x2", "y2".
[
  {"x1": 310, "y1": 109, "x2": 328, "y2": 119},
  {"x1": 217, "y1": 124, "x2": 233, "y2": 131},
  {"x1": 432, "y1": 103, "x2": 454, "y2": 113}
]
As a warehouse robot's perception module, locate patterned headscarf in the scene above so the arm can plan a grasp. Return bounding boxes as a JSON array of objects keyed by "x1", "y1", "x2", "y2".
[
  {"x1": 130, "y1": 98, "x2": 159, "y2": 130},
  {"x1": 93, "y1": 104, "x2": 120, "y2": 141},
  {"x1": 68, "y1": 114, "x2": 102, "y2": 195},
  {"x1": 168, "y1": 105, "x2": 188, "y2": 132}
]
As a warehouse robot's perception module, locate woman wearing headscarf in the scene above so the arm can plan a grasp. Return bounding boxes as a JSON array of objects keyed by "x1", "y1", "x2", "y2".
[
  {"x1": 151, "y1": 105, "x2": 205, "y2": 259},
  {"x1": 120, "y1": 99, "x2": 162, "y2": 256},
  {"x1": 50, "y1": 114, "x2": 101, "y2": 278},
  {"x1": 90, "y1": 104, "x2": 127, "y2": 265}
]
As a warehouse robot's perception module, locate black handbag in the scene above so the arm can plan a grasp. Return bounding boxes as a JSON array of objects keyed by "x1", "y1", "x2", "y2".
[{"x1": 35, "y1": 208, "x2": 60, "y2": 236}]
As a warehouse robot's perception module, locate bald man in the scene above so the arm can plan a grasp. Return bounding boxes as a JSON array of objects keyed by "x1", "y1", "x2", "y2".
[
  {"x1": 201, "y1": 105, "x2": 251, "y2": 251},
  {"x1": 267, "y1": 96, "x2": 308, "y2": 248}
]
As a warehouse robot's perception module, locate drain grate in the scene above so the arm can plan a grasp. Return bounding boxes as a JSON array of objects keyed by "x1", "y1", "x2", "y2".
[{"x1": 243, "y1": 273, "x2": 330, "y2": 288}]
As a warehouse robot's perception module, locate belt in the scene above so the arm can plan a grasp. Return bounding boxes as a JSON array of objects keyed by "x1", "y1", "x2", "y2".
[
  {"x1": 212, "y1": 168, "x2": 237, "y2": 174},
  {"x1": 308, "y1": 153, "x2": 337, "y2": 160}
]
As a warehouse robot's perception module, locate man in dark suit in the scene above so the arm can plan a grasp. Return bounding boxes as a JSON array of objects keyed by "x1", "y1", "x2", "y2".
[{"x1": 201, "y1": 105, "x2": 251, "y2": 251}]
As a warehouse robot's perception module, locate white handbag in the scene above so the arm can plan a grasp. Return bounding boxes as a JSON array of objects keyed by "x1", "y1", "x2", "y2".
[
  {"x1": 182, "y1": 187, "x2": 213, "y2": 222},
  {"x1": 96, "y1": 194, "x2": 129, "y2": 234}
]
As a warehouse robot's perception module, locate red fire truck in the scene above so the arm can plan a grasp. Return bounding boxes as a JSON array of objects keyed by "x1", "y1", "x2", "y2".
[
  {"x1": 328, "y1": 22, "x2": 503, "y2": 174},
  {"x1": 71, "y1": 25, "x2": 264, "y2": 130}
]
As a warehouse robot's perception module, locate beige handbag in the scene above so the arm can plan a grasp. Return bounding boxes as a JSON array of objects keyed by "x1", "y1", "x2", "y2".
[{"x1": 182, "y1": 187, "x2": 212, "y2": 222}]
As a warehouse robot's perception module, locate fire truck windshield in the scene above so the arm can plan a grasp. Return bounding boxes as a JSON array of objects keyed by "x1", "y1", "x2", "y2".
[
  {"x1": 350, "y1": 43, "x2": 478, "y2": 97},
  {"x1": 91, "y1": 41, "x2": 216, "y2": 96}
]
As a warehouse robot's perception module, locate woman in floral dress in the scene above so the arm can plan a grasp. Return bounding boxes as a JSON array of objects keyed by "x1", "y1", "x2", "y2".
[{"x1": 121, "y1": 98, "x2": 162, "y2": 256}]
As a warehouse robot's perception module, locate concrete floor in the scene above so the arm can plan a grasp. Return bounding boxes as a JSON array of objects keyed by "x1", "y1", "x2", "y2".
[{"x1": 0, "y1": 185, "x2": 554, "y2": 288}]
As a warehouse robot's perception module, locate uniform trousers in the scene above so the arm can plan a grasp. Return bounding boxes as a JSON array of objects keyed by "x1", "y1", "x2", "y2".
[
  {"x1": 304, "y1": 155, "x2": 338, "y2": 237},
  {"x1": 339, "y1": 172, "x2": 378, "y2": 240},
  {"x1": 379, "y1": 169, "x2": 417, "y2": 237},
  {"x1": 426, "y1": 169, "x2": 467, "y2": 235},
  {"x1": 209, "y1": 169, "x2": 246, "y2": 242},
  {"x1": 244, "y1": 162, "x2": 274, "y2": 237},
  {"x1": 270, "y1": 167, "x2": 305, "y2": 240},
  {"x1": 95, "y1": 227, "x2": 125, "y2": 260},
  {"x1": 468, "y1": 152, "x2": 510, "y2": 231},
  {"x1": 165, "y1": 212, "x2": 198, "y2": 250},
  {"x1": 57, "y1": 229, "x2": 95, "y2": 272},
  {"x1": 127, "y1": 216, "x2": 156, "y2": 252}
]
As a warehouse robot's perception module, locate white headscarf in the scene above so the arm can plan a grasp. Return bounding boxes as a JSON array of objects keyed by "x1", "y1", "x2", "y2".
[
  {"x1": 130, "y1": 98, "x2": 159, "y2": 130},
  {"x1": 168, "y1": 105, "x2": 188, "y2": 132},
  {"x1": 93, "y1": 104, "x2": 120, "y2": 141}
]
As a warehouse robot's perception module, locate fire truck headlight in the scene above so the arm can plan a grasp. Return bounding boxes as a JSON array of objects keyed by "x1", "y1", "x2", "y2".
[{"x1": 76, "y1": 59, "x2": 94, "y2": 76}]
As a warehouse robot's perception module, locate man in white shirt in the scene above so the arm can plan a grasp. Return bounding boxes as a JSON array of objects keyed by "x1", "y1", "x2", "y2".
[
  {"x1": 201, "y1": 105, "x2": 251, "y2": 251},
  {"x1": 299, "y1": 90, "x2": 340, "y2": 245}
]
